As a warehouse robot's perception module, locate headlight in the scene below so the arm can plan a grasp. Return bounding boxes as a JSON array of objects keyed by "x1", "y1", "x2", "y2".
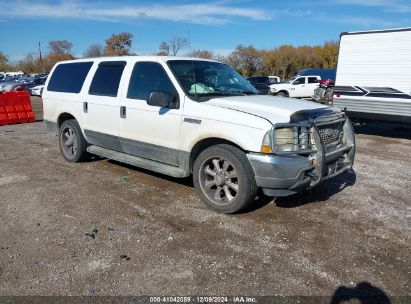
[
  {"x1": 273, "y1": 125, "x2": 314, "y2": 153},
  {"x1": 270, "y1": 87, "x2": 277, "y2": 92}
]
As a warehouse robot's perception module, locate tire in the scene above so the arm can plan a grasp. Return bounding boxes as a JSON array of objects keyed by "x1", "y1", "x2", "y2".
[
  {"x1": 58, "y1": 119, "x2": 88, "y2": 162},
  {"x1": 276, "y1": 91, "x2": 287, "y2": 97},
  {"x1": 193, "y1": 144, "x2": 258, "y2": 214}
]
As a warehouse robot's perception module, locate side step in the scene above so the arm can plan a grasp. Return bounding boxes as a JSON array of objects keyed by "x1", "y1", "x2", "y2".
[{"x1": 87, "y1": 145, "x2": 188, "y2": 178}]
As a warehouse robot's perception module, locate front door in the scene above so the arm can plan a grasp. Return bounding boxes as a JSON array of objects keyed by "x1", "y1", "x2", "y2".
[{"x1": 119, "y1": 61, "x2": 183, "y2": 166}]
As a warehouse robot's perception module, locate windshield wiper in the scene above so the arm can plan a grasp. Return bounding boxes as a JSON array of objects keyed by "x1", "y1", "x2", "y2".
[{"x1": 240, "y1": 91, "x2": 258, "y2": 95}]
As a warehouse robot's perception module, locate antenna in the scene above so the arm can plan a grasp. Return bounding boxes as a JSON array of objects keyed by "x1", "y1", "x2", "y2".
[{"x1": 38, "y1": 41, "x2": 45, "y2": 74}]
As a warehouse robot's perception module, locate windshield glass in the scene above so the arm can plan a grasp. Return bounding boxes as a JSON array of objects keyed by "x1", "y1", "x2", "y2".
[{"x1": 167, "y1": 60, "x2": 258, "y2": 99}]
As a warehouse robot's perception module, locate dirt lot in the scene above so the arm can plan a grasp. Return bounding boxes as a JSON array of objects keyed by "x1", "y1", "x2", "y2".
[{"x1": 0, "y1": 97, "x2": 410, "y2": 301}]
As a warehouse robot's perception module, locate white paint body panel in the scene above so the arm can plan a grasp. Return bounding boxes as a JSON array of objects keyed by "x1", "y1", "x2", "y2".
[{"x1": 43, "y1": 56, "x2": 330, "y2": 154}]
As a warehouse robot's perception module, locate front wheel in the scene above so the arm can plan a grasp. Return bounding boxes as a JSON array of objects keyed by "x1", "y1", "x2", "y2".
[
  {"x1": 276, "y1": 91, "x2": 287, "y2": 97},
  {"x1": 193, "y1": 144, "x2": 258, "y2": 213}
]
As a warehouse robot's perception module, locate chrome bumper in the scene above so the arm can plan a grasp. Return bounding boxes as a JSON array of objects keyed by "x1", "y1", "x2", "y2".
[{"x1": 247, "y1": 119, "x2": 355, "y2": 197}]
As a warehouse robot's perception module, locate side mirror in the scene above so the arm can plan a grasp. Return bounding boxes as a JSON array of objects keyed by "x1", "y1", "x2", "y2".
[{"x1": 147, "y1": 91, "x2": 178, "y2": 109}]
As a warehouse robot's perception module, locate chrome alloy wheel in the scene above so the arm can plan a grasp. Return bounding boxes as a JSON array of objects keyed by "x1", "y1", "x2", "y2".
[
  {"x1": 199, "y1": 157, "x2": 239, "y2": 205},
  {"x1": 61, "y1": 126, "x2": 78, "y2": 158}
]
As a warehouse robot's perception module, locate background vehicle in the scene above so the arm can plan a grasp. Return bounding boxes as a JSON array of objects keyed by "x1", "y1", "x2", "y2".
[
  {"x1": 312, "y1": 79, "x2": 335, "y2": 104},
  {"x1": 269, "y1": 75, "x2": 320, "y2": 98},
  {"x1": 333, "y1": 28, "x2": 411, "y2": 124},
  {"x1": 247, "y1": 76, "x2": 279, "y2": 94},
  {"x1": 30, "y1": 84, "x2": 45, "y2": 96}
]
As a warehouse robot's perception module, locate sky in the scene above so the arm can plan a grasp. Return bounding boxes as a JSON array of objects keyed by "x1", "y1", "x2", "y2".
[{"x1": 0, "y1": 0, "x2": 410, "y2": 62}]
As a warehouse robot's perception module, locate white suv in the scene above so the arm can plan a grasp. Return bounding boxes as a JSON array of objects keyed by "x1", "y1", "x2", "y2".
[{"x1": 43, "y1": 56, "x2": 355, "y2": 213}]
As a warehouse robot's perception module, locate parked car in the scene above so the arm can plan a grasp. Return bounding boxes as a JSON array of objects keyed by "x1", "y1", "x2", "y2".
[
  {"x1": 30, "y1": 85, "x2": 45, "y2": 96},
  {"x1": 43, "y1": 56, "x2": 355, "y2": 214},
  {"x1": 247, "y1": 76, "x2": 280, "y2": 94},
  {"x1": 269, "y1": 75, "x2": 321, "y2": 98},
  {"x1": 0, "y1": 80, "x2": 25, "y2": 92},
  {"x1": 24, "y1": 77, "x2": 47, "y2": 92},
  {"x1": 333, "y1": 27, "x2": 411, "y2": 124}
]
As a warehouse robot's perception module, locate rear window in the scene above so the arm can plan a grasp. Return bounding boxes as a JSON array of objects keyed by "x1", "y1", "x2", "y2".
[
  {"x1": 89, "y1": 61, "x2": 126, "y2": 97},
  {"x1": 47, "y1": 62, "x2": 93, "y2": 93}
]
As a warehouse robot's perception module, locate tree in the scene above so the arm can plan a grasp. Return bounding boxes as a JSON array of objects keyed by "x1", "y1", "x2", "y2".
[
  {"x1": 157, "y1": 41, "x2": 170, "y2": 56},
  {"x1": 185, "y1": 50, "x2": 215, "y2": 59},
  {"x1": 0, "y1": 52, "x2": 11, "y2": 71},
  {"x1": 104, "y1": 32, "x2": 133, "y2": 56},
  {"x1": 170, "y1": 36, "x2": 188, "y2": 56},
  {"x1": 319, "y1": 41, "x2": 339, "y2": 68},
  {"x1": 83, "y1": 43, "x2": 103, "y2": 58},
  {"x1": 48, "y1": 40, "x2": 73, "y2": 55},
  {"x1": 227, "y1": 45, "x2": 263, "y2": 77}
]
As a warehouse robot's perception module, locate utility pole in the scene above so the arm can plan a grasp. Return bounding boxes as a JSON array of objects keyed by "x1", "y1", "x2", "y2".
[{"x1": 38, "y1": 41, "x2": 45, "y2": 74}]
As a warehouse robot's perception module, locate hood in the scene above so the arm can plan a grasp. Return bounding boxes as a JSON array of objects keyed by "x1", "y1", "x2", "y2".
[{"x1": 206, "y1": 95, "x2": 328, "y2": 124}]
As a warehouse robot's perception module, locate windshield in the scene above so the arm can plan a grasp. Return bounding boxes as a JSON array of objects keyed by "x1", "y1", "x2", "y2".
[{"x1": 167, "y1": 60, "x2": 258, "y2": 99}]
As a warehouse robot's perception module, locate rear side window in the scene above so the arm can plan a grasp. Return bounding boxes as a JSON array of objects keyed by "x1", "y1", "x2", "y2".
[
  {"x1": 127, "y1": 62, "x2": 176, "y2": 100},
  {"x1": 308, "y1": 77, "x2": 318, "y2": 84},
  {"x1": 47, "y1": 62, "x2": 93, "y2": 93},
  {"x1": 89, "y1": 61, "x2": 126, "y2": 97}
]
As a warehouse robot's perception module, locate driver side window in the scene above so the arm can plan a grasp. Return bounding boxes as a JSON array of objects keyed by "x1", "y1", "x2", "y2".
[{"x1": 127, "y1": 62, "x2": 177, "y2": 100}]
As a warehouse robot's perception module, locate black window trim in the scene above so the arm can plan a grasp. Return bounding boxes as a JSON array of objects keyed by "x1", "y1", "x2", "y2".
[
  {"x1": 126, "y1": 61, "x2": 179, "y2": 106},
  {"x1": 88, "y1": 61, "x2": 127, "y2": 97}
]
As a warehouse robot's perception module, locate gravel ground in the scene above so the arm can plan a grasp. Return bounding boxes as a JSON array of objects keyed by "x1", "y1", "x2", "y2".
[{"x1": 0, "y1": 97, "x2": 409, "y2": 301}]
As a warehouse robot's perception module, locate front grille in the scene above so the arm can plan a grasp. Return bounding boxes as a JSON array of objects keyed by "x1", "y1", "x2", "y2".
[{"x1": 316, "y1": 121, "x2": 344, "y2": 152}]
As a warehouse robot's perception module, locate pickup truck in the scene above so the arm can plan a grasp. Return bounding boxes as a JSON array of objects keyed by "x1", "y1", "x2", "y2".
[
  {"x1": 43, "y1": 57, "x2": 355, "y2": 214},
  {"x1": 269, "y1": 75, "x2": 320, "y2": 98}
]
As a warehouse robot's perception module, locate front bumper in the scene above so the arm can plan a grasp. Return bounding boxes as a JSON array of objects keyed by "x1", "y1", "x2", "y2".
[{"x1": 247, "y1": 119, "x2": 355, "y2": 197}]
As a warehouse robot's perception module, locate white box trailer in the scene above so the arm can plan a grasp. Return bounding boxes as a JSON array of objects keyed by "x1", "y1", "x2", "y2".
[{"x1": 333, "y1": 28, "x2": 411, "y2": 124}]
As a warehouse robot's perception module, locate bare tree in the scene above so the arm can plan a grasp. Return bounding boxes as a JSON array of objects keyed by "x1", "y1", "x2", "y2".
[
  {"x1": 169, "y1": 36, "x2": 188, "y2": 56},
  {"x1": 83, "y1": 43, "x2": 103, "y2": 58},
  {"x1": 185, "y1": 49, "x2": 215, "y2": 59},
  {"x1": 158, "y1": 41, "x2": 170, "y2": 56},
  {"x1": 48, "y1": 40, "x2": 73, "y2": 55},
  {"x1": 0, "y1": 51, "x2": 11, "y2": 71}
]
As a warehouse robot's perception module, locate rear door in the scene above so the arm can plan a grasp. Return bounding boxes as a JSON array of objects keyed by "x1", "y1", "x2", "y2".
[{"x1": 82, "y1": 61, "x2": 126, "y2": 151}]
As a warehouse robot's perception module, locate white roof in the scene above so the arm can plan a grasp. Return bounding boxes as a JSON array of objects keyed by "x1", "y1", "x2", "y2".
[{"x1": 57, "y1": 55, "x2": 219, "y2": 65}]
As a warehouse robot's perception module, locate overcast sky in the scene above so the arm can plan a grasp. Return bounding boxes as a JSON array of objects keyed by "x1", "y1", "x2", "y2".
[{"x1": 0, "y1": 0, "x2": 410, "y2": 62}]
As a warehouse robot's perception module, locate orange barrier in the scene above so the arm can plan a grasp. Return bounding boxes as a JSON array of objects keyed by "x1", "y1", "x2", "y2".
[{"x1": 0, "y1": 92, "x2": 36, "y2": 126}]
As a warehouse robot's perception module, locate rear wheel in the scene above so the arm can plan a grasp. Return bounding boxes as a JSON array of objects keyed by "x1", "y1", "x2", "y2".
[
  {"x1": 193, "y1": 144, "x2": 258, "y2": 213},
  {"x1": 58, "y1": 119, "x2": 88, "y2": 162}
]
